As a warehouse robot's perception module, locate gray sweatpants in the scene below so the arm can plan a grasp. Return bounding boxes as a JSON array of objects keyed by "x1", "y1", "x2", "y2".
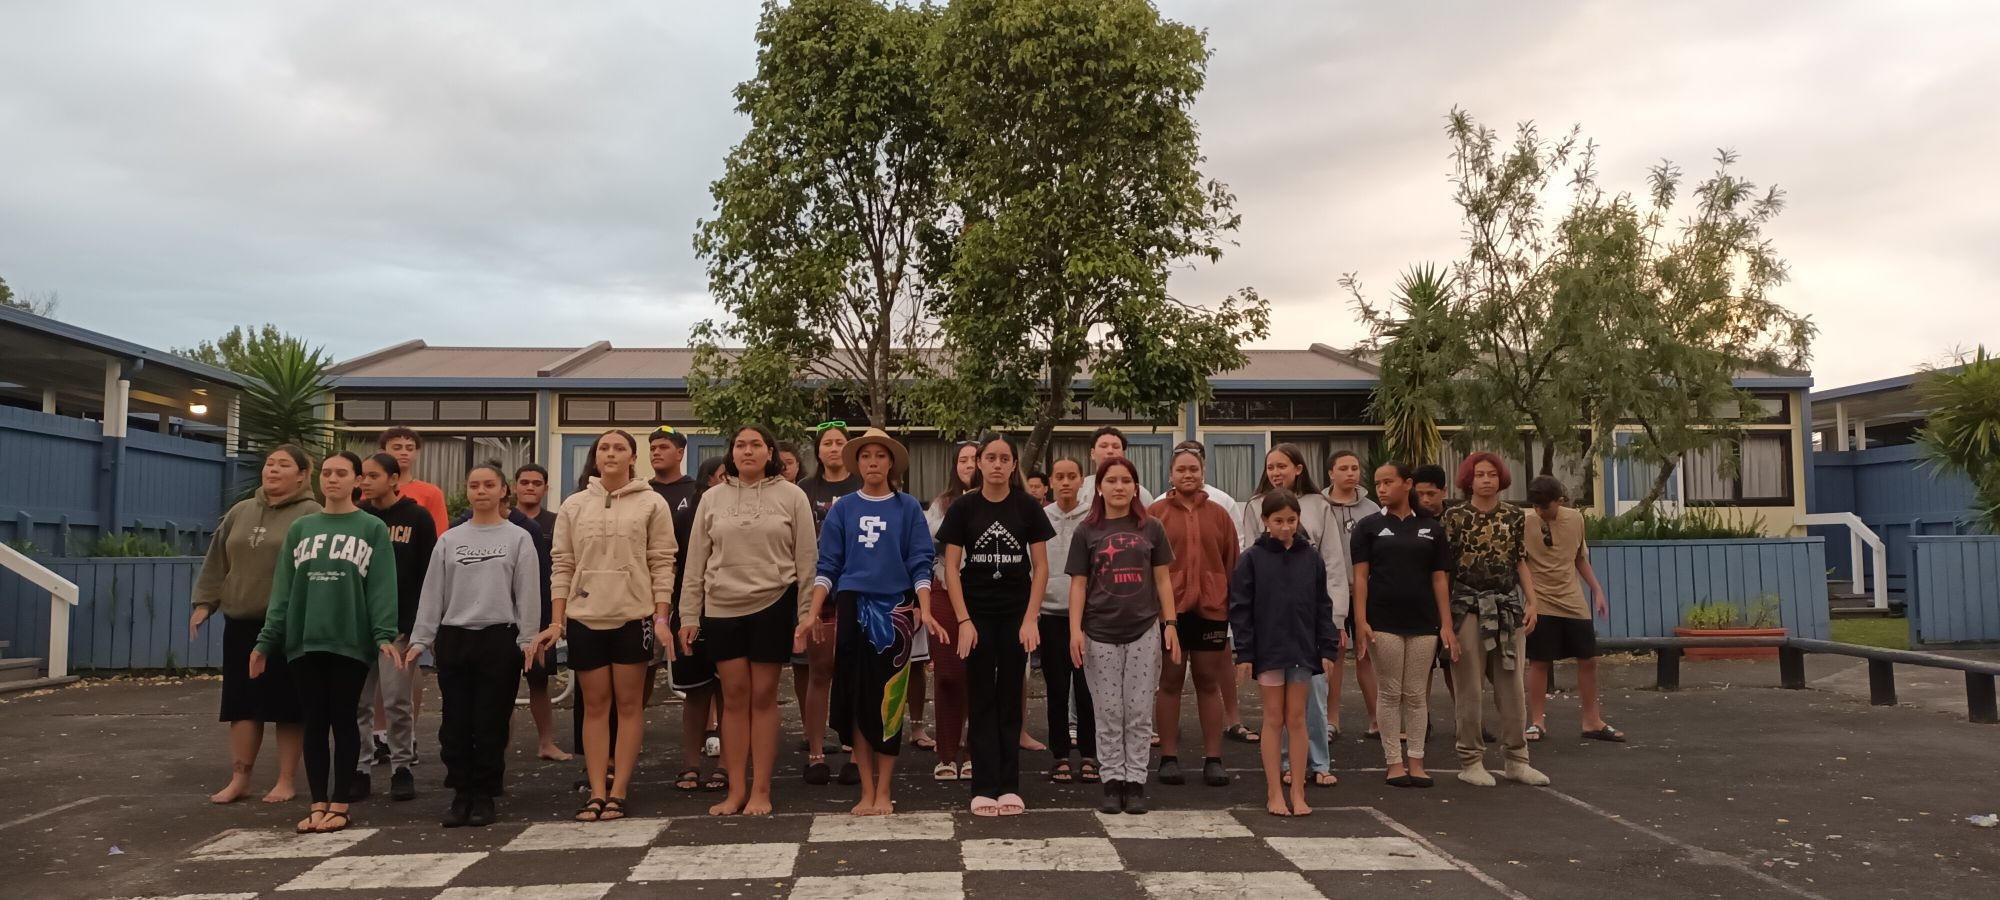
[
  {"x1": 356, "y1": 636, "x2": 416, "y2": 772},
  {"x1": 1084, "y1": 635, "x2": 1160, "y2": 785}
]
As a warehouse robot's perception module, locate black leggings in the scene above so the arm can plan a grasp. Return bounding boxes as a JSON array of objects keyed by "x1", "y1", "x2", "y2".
[
  {"x1": 293, "y1": 652, "x2": 369, "y2": 804},
  {"x1": 964, "y1": 614, "x2": 1027, "y2": 799},
  {"x1": 1038, "y1": 614, "x2": 1096, "y2": 758}
]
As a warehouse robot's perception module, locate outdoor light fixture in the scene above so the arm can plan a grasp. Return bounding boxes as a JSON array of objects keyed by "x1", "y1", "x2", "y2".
[{"x1": 188, "y1": 403, "x2": 208, "y2": 416}]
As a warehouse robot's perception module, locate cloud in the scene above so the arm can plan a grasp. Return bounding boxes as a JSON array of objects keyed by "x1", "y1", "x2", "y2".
[{"x1": 0, "y1": 0, "x2": 1992, "y2": 388}]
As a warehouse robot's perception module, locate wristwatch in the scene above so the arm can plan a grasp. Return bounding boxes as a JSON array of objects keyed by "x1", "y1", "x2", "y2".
[{"x1": 1162, "y1": 619, "x2": 1179, "y2": 632}]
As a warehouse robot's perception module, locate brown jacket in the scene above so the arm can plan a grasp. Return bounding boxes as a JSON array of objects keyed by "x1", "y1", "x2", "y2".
[{"x1": 1155, "y1": 490, "x2": 1240, "y2": 620}]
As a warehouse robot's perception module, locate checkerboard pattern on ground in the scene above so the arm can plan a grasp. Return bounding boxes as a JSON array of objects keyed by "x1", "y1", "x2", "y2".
[{"x1": 127, "y1": 807, "x2": 1507, "y2": 899}]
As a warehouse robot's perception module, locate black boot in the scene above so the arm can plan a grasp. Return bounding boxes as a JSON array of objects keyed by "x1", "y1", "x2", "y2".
[
  {"x1": 1099, "y1": 780, "x2": 1125, "y2": 814},
  {"x1": 344, "y1": 770, "x2": 372, "y2": 802},
  {"x1": 441, "y1": 793, "x2": 471, "y2": 828},
  {"x1": 1124, "y1": 782, "x2": 1149, "y2": 815},
  {"x1": 465, "y1": 795, "x2": 497, "y2": 828},
  {"x1": 1157, "y1": 756, "x2": 1184, "y2": 785}
]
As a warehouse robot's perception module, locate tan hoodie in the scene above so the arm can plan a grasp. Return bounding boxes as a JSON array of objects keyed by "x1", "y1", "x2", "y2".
[
  {"x1": 550, "y1": 476, "x2": 678, "y2": 630},
  {"x1": 680, "y1": 475, "x2": 816, "y2": 622}
]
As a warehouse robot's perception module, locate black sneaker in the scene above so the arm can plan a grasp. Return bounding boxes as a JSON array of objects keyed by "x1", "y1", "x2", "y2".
[
  {"x1": 345, "y1": 770, "x2": 372, "y2": 802},
  {"x1": 442, "y1": 793, "x2": 471, "y2": 828},
  {"x1": 465, "y1": 795, "x2": 496, "y2": 827},
  {"x1": 1124, "y1": 783, "x2": 1149, "y2": 815},
  {"x1": 372, "y1": 735, "x2": 390, "y2": 766},
  {"x1": 390, "y1": 767, "x2": 416, "y2": 801},
  {"x1": 1099, "y1": 781, "x2": 1125, "y2": 815},
  {"x1": 1156, "y1": 756, "x2": 1184, "y2": 785}
]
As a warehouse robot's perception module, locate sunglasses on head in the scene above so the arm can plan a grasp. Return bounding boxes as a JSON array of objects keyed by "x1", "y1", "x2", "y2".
[
  {"x1": 1540, "y1": 518, "x2": 1554, "y2": 547},
  {"x1": 1173, "y1": 443, "x2": 1206, "y2": 458},
  {"x1": 816, "y1": 420, "x2": 846, "y2": 432}
]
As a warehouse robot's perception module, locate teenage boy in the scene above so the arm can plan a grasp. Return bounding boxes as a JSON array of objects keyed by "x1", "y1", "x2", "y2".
[
  {"x1": 1524, "y1": 476, "x2": 1624, "y2": 744},
  {"x1": 647, "y1": 427, "x2": 719, "y2": 790},
  {"x1": 511, "y1": 464, "x2": 569, "y2": 761},
  {"x1": 1076, "y1": 427, "x2": 1158, "y2": 504},
  {"x1": 380, "y1": 427, "x2": 450, "y2": 534},
  {"x1": 1025, "y1": 470, "x2": 1051, "y2": 505}
]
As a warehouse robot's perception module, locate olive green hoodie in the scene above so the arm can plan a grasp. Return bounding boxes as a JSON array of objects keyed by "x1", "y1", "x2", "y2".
[{"x1": 193, "y1": 488, "x2": 323, "y2": 620}]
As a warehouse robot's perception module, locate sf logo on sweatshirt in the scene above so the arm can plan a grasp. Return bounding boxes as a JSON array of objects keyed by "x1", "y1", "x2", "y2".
[
  {"x1": 858, "y1": 515, "x2": 886, "y2": 548},
  {"x1": 293, "y1": 533, "x2": 376, "y2": 575}
]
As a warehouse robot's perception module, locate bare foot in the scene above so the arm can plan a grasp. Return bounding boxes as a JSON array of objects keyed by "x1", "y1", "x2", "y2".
[
  {"x1": 1290, "y1": 793, "x2": 1312, "y2": 816},
  {"x1": 1266, "y1": 798, "x2": 1292, "y2": 817},
  {"x1": 743, "y1": 796, "x2": 774, "y2": 817},
  {"x1": 262, "y1": 783, "x2": 296, "y2": 804},
  {"x1": 209, "y1": 778, "x2": 251, "y2": 804},
  {"x1": 1019, "y1": 734, "x2": 1047, "y2": 752},
  {"x1": 870, "y1": 800, "x2": 894, "y2": 816},
  {"x1": 708, "y1": 797, "x2": 745, "y2": 816},
  {"x1": 851, "y1": 800, "x2": 876, "y2": 816},
  {"x1": 538, "y1": 744, "x2": 574, "y2": 762}
]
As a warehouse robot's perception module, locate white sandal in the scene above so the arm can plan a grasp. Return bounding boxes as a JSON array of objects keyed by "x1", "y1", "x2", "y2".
[{"x1": 933, "y1": 761, "x2": 958, "y2": 781}]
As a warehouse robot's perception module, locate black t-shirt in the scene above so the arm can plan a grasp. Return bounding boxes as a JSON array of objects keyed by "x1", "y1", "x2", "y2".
[
  {"x1": 1350, "y1": 510, "x2": 1451, "y2": 636},
  {"x1": 799, "y1": 472, "x2": 863, "y2": 530},
  {"x1": 651, "y1": 476, "x2": 702, "y2": 600},
  {"x1": 936, "y1": 488, "x2": 1057, "y2": 619},
  {"x1": 1064, "y1": 515, "x2": 1174, "y2": 644}
]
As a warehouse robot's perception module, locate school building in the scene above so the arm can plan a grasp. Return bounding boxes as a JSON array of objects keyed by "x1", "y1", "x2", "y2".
[{"x1": 326, "y1": 340, "x2": 1815, "y2": 535}]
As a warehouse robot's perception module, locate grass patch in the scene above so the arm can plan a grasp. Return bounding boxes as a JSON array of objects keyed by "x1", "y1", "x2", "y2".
[{"x1": 1831, "y1": 617, "x2": 1909, "y2": 651}]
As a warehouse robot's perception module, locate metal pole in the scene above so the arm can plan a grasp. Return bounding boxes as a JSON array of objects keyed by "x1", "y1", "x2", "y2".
[
  {"x1": 1967, "y1": 673, "x2": 1998, "y2": 725},
  {"x1": 1779, "y1": 646, "x2": 1807, "y2": 689},
  {"x1": 1655, "y1": 648, "x2": 1681, "y2": 692},
  {"x1": 1867, "y1": 660, "x2": 1897, "y2": 706}
]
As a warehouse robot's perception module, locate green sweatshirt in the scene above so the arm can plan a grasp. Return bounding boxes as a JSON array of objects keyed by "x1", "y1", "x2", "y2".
[
  {"x1": 193, "y1": 488, "x2": 323, "y2": 620},
  {"x1": 255, "y1": 510, "x2": 400, "y2": 664}
]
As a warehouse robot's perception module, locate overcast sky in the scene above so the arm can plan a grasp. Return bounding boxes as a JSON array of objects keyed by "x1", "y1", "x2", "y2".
[{"x1": 1, "y1": 1, "x2": 1993, "y2": 388}]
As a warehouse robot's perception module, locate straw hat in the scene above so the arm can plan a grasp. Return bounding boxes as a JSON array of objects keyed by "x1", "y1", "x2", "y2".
[{"x1": 842, "y1": 428, "x2": 909, "y2": 479}]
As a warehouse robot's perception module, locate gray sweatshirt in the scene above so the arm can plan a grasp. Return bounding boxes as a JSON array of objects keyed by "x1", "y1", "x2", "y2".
[{"x1": 409, "y1": 520, "x2": 541, "y2": 653}]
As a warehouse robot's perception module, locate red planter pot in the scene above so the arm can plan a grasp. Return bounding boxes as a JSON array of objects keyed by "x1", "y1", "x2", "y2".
[{"x1": 1672, "y1": 627, "x2": 1788, "y2": 660}]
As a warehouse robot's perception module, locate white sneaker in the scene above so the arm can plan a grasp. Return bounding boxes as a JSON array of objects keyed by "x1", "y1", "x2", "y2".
[
  {"x1": 702, "y1": 736, "x2": 721, "y2": 758},
  {"x1": 1457, "y1": 765, "x2": 1496, "y2": 787},
  {"x1": 1504, "y1": 762, "x2": 1550, "y2": 786}
]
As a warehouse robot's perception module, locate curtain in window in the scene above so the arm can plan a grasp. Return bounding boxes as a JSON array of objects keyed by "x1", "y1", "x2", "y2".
[
  {"x1": 1684, "y1": 444, "x2": 1733, "y2": 501},
  {"x1": 1441, "y1": 438, "x2": 1592, "y2": 504},
  {"x1": 1740, "y1": 435, "x2": 1787, "y2": 499},
  {"x1": 1209, "y1": 443, "x2": 1260, "y2": 499},
  {"x1": 1271, "y1": 433, "x2": 1375, "y2": 486},
  {"x1": 473, "y1": 437, "x2": 535, "y2": 484},
  {"x1": 1128, "y1": 443, "x2": 1166, "y2": 495},
  {"x1": 907, "y1": 437, "x2": 956, "y2": 504}
]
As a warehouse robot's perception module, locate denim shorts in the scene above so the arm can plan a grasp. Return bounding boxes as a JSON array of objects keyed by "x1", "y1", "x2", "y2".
[{"x1": 1255, "y1": 665, "x2": 1316, "y2": 687}]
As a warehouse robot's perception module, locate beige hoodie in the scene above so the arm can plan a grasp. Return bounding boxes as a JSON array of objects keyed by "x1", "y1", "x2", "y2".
[
  {"x1": 550, "y1": 476, "x2": 678, "y2": 630},
  {"x1": 680, "y1": 475, "x2": 816, "y2": 622}
]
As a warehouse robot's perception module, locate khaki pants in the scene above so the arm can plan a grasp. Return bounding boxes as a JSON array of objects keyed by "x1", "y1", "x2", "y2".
[
  {"x1": 1451, "y1": 613, "x2": 1529, "y2": 769},
  {"x1": 1370, "y1": 632, "x2": 1437, "y2": 766}
]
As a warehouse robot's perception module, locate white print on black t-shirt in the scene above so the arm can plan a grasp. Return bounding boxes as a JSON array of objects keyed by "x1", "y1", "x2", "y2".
[
  {"x1": 969, "y1": 521, "x2": 1026, "y2": 579},
  {"x1": 1377, "y1": 527, "x2": 1395, "y2": 537},
  {"x1": 859, "y1": 515, "x2": 886, "y2": 548},
  {"x1": 1418, "y1": 528, "x2": 1434, "y2": 540}
]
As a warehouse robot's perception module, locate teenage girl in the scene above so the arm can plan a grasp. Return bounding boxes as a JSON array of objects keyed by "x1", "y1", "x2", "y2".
[
  {"x1": 1352, "y1": 463, "x2": 1459, "y2": 788},
  {"x1": 192, "y1": 445, "x2": 320, "y2": 805},
  {"x1": 1320, "y1": 450, "x2": 1380, "y2": 742},
  {"x1": 1153, "y1": 442, "x2": 1239, "y2": 789},
  {"x1": 249, "y1": 451, "x2": 401, "y2": 834},
  {"x1": 354, "y1": 452, "x2": 437, "y2": 802},
  {"x1": 796, "y1": 424, "x2": 860, "y2": 786},
  {"x1": 1067, "y1": 457, "x2": 1178, "y2": 815},
  {"x1": 921, "y1": 440, "x2": 979, "y2": 778},
  {"x1": 539, "y1": 429, "x2": 678, "y2": 822},
  {"x1": 1231, "y1": 490, "x2": 1341, "y2": 817},
  {"x1": 1039, "y1": 458, "x2": 1097, "y2": 785},
  {"x1": 679, "y1": 425, "x2": 817, "y2": 817}
]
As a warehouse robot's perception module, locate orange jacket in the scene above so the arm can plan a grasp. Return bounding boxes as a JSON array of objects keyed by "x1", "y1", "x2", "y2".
[{"x1": 1154, "y1": 490, "x2": 1240, "y2": 620}]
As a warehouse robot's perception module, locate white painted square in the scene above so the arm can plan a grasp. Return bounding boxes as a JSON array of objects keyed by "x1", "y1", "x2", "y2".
[
  {"x1": 190, "y1": 827, "x2": 378, "y2": 860},
  {"x1": 434, "y1": 886, "x2": 615, "y2": 900},
  {"x1": 502, "y1": 817, "x2": 668, "y2": 851},
  {"x1": 109, "y1": 895, "x2": 259, "y2": 900},
  {"x1": 805, "y1": 811, "x2": 954, "y2": 843},
  {"x1": 277, "y1": 852, "x2": 486, "y2": 891},
  {"x1": 1094, "y1": 809, "x2": 1251, "y2": 840},
  {"x1": 1137, "y1": 871, "x2": 1325, "y2": 899},
  {"x1": 961, "y1": 837, "x2": 1122, "y2": 871},
  {"x1": 789, "y1": 871, "x2": 963, "y2": 900},
  {"x1": 629, "y1": 842, "x2": 798, "y2": 881},
  {"x1": 1265, "y1": 836, "x2": 1453, "y2": 871}
]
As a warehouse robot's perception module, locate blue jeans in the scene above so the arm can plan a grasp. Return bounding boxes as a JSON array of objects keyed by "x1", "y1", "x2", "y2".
[{"x1": 1278, "y1": 672, "x2": 1331, "y2": 775}]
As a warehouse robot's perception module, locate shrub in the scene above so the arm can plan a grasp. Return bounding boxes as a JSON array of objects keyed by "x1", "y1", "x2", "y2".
[
  {"x1": 1682, "y1": 594, "x2": 1780, "y2": 629},
  {"x1": 78, "y1": 532, "x2": 182, "y2": 557},
  {"x1": 1586, "y1": 507, "x2": 1765, "y2": 541}
]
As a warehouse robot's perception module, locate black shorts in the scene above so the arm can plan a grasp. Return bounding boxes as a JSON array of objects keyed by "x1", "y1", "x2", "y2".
[
  {"x1": 703, "y1": 587, "x2": 798, "y2": 665},
  {"x1": 668, "y1": 610, "x2": 715, "y2": 690},
  {"x1": 1527, "y1": 615, "x2": 1598, "y2": 661},
  {"x1": 1183, "y1": 614, "x2": 1230, "y2": 653},
  {"x1": 568, "y1": 619, "x2": 653, "y2": 671}
]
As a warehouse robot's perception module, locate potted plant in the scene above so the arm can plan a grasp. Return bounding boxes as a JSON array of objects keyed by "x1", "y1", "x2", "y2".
[{"x1": 1674, "y1": 595, "x2": 1786, "y2": 660}]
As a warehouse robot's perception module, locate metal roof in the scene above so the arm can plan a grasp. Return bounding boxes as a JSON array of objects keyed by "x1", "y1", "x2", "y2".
[{"x1": 0, "y1": 305, "x2": 245, "y2": 388}]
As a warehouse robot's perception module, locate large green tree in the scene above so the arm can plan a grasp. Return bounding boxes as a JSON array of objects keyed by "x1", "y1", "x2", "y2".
[
  {"x1": 173, "y1": 324, "x2": 296, "y2": 375},
  {"x1": 690, "y1": 0, "x2": 945, "y2": 436},
  {"x1": 0, "y1": 276, "x2": 59, "y2": 317},
  {"x1": 916, "y1": 0, "x2": 1268, "y2": 464}
]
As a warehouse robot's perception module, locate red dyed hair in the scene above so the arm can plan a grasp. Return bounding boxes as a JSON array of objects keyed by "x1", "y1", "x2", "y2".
[
  {"x1": 1085, "y1": 456, "x2": 1151, "y2": 527},
  {"x1": 1456, "y1": 452, "x2": 1513, "y2": 493}
]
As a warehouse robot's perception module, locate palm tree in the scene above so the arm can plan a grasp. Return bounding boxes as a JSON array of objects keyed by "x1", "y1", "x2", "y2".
[
  {"x1": 1917, "y1": 347, "x2": 2000, "y2": 533},
  {"x1": 238, "y1": 337, "x2": 340, "y2": 462},
  {"x1": 1368, "y1": 264, "x2": 1455, "y2": 466}
]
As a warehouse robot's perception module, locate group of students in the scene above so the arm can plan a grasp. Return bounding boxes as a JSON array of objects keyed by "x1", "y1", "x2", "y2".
[{"x1": 190, "y1": 419, "x2": 1624, "y2": 832}]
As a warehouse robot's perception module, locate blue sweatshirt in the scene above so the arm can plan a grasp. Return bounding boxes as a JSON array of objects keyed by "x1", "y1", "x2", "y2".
[
  {"x1": 813, "y1": 490, "x2": 936, "y2": 596},
  {"x1": 1229, "y1": 533, "x2": 1341, "y2": 674}
]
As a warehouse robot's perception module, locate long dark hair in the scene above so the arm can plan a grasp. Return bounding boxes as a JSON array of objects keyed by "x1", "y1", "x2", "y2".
[
  {"x1": 933, "y1": 439, "x2": 979, "y2": 507},
  {"x1": 324, "y1": 450, "x2": 365, "y2": 504},
  {"x1": 973, "y1": 432, "x2": 1026, "y2": 493},
  {"x1": 577, "y1": 429, "x2": 639, "y2": 492},
  {"x1": 724, "y1": 425, "x2": 785, "y2": 479},
  {"x1": 1084, "y1": 456, "x2": 1150, "y2": 528},
  {"x1": 1253, "y1": 442, "x2": 1320, "y2": 497}
]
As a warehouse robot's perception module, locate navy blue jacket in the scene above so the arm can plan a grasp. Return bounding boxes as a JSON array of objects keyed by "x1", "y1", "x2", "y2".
[{"x1": 1228, "y1": 533, "x2": 1341, "y2": 673}]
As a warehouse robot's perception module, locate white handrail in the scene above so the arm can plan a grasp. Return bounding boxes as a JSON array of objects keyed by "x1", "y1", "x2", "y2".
[
  {"x1": 0, "y1": 543, "x2": 79, "y2": 680},
  {"x1": 1796, "y1": 512, "x2": 1889, "y2": 612}
]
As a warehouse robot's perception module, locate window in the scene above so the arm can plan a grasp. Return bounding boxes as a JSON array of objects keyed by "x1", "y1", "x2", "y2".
[
  {"x1": 613, "y1": 400, "x2": 656, "y2": 422},
  {"x1": 335, "y1": 394, "x2": 535, "y2": 426},
  {"x1": 563, "y1": 399, "x2": 612, "y2": 423},
  {"x1": 341, "y1": 398, "x2": 386, "y2": 421},
  {"x1": 1271, "y1": 432, "x2": 1379, "y2": 486},
  {"x1": 486, "y1": 399, "x2": 532, "y2": 423},
  {"x1": 560, "y1": 395, "x2": 700, "y2": 426},
  {"x1": 1686, "y1": 434, "x2": 1792, "y2": 505},
  {"x1": 437, "y1": 399, "x2": 484, "y2": 421},
  {"x1": 342, "y1": 433, "x2": 538, "y2": 498},
  {"x1": 389, "y1": 399, "x2": 435, "y2": 422},
  {"x1": 1202, "y1": 393, "x2": 1371, "y2": 425},
  {"x1": 1208, "y1": 442, "x2": 1261, "y2": 499}
]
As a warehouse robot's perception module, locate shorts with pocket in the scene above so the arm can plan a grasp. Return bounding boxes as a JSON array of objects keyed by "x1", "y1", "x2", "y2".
[
  {"x1": 1182, "y1": 614, "x2": 1230, "y2": 653},
  {"x1": 702, "y1": 586, "x2": 798, "y2": 665},
  {"x1": 568, "y1": 619, "x2": 652, "y2": 671},
  {"x1": 1526, "y1": 614, "x2": 1598, "y2": 661},
  {"x1": 668, "y1": 609, "x2": 715, "y2": 690},
  {"x1": 1255, "y1": 665, "x2": 1316, "y2": 687}
]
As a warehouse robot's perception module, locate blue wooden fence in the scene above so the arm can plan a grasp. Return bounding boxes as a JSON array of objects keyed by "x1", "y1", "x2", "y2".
[
  {"x1": 0, "y1": 406, "x2": 242, "y2": 556},
  {"x1": 0, "y1": 556, "x2": 223, "y2": 669},
  {"x1": 1907, "y1": 535, "x2": 2000, "y2": 647},
  {"x1": 1591, "y1": 538, "x2": 1830, "y2": 641},
  {"x1": 1810, "y1": 444, "x2": 1975, "y2": 589}
]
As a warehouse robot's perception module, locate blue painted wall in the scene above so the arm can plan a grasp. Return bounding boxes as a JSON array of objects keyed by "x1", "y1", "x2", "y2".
[
  {"x1": 0, "y1": 406, "x2": 240, "y2": 555},
  {"x1": 0, "y1": 557, "x2": 223, "y2": 669},
  {"x1": 1907, "y1": 535, "x2": 2000, "y2": 647},
  {"x1": 1591, "y1": 538, "x2": 1830, "y2": 641},
  {"x1": 1809, "y1": 444, "x2": 1976, "y2": 589}
]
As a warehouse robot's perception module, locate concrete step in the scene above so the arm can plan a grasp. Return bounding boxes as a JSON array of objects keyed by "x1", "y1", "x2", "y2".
[
  {"x1": 0, "y1": 675, "x2": 78, "y2": 696},
  {"x1": 0, "y1": 657, "x2": 42, "y2": 683}
]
